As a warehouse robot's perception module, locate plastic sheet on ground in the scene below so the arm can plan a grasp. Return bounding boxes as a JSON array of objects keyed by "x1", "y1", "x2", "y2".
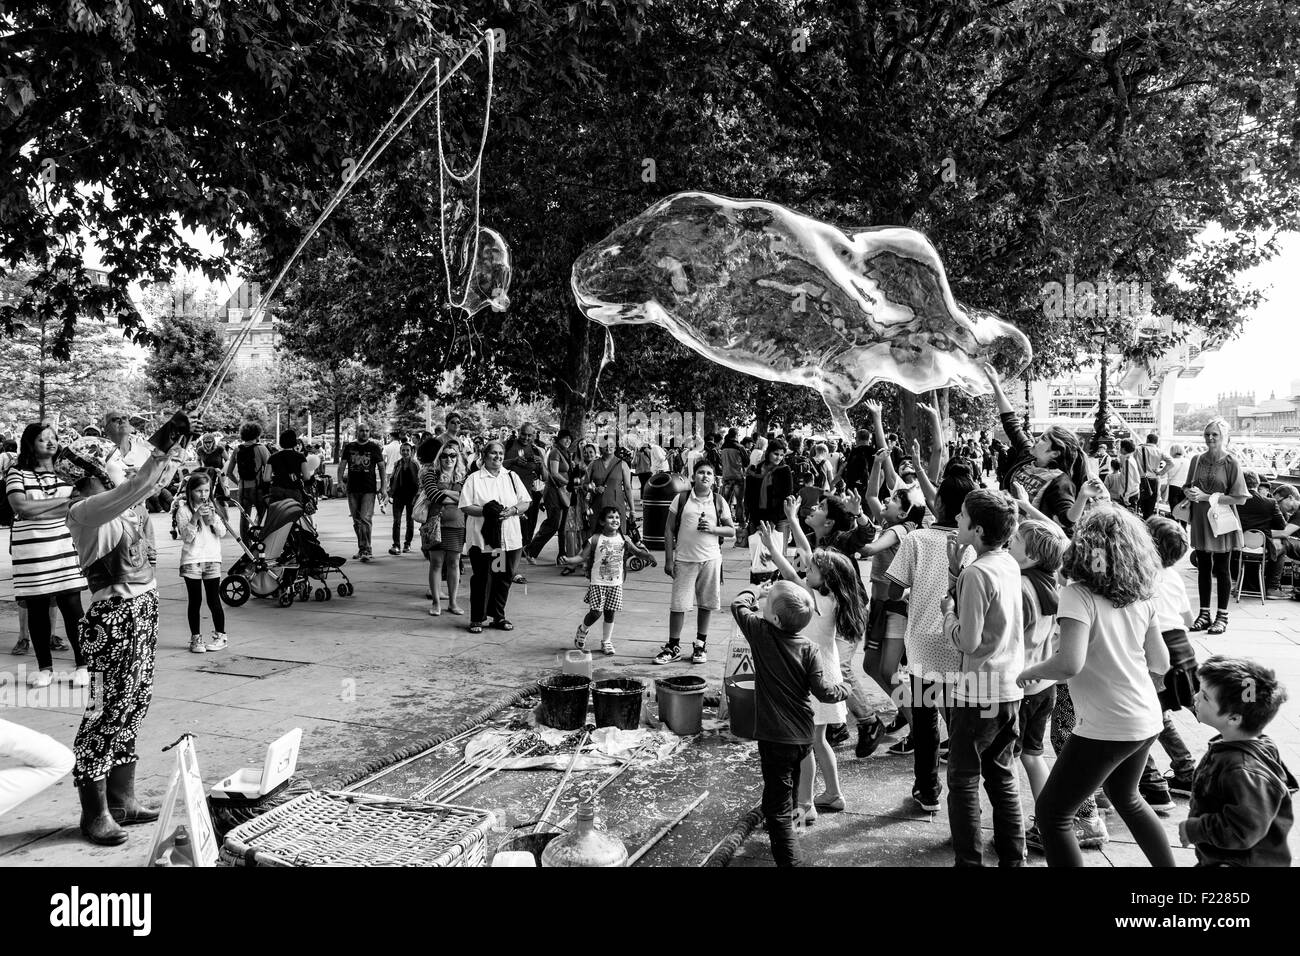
[{"x1": 465, "y1": 724, "x2": 687, "y2": 771}]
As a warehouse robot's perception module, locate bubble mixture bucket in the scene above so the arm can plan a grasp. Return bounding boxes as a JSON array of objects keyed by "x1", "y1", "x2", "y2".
[
  {"x1": 592, "y1": 678, "x2": 644, "y2": 731},
  {"x1": 656, "y1": 676, "x2": 706, "y2": 735},
  {"x1": 538, "y1": 675, "x2": 591, "y2": 730},
  {"x1": 724, "y1": 676, "x2": 756, "y2": 739}
]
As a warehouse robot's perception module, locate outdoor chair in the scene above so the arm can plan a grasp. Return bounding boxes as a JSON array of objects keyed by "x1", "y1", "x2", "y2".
[{"x1": 1233, "y1": 530, "x2": 1267, "y2": 605}]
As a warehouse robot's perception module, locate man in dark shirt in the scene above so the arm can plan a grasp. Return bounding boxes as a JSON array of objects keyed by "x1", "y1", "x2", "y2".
[
  {"x1": 839, "y1": 428, "x2": 875, "y2": 498},
  {"x1": 337, "y1": 423, "x2": 386, "y2": 562},
  {"x1": 731, "y1": 582, "x2": 847, "y2": 867},
  {"x1": 1135, "y1": 433, "x2": 1173, "y2": 518},
  {"x1": 505, "y1": 422, "x2": 546, "y2": 549},
  {"x1": 267, "y1": 429, "x2": 310, "y2": 505},
  {"x1": 1267, "y1": 486, "x2": 1300, "y2": 596}
]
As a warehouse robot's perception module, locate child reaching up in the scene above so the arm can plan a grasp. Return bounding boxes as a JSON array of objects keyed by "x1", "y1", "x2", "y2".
[
  {"x1": 1007, "y1": 519, "x2": 1069, "y2": 851},
  {"x1": 941, "y1": 489, "x2": 1026, "y2": 867},
  {"x1": 731, "y1": 580, "x2": 849, "y2": 867},
  {"x1": 1180, "y1": 656, "x2": 1295, "y2": 866},
  {"x1": 759, "y1": 522, "x2": 869, "y2": 820},
  {"x1": 176, "y1": 472, "x2": 229, "y2": 653},
  {"x1": 565, "y1": 506, "x2": 654, "y2": 656}
]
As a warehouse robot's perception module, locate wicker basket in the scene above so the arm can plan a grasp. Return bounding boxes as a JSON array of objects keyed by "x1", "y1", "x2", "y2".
[{"x1": 219, "y1": 791, "x2": 495, "y2": 867}]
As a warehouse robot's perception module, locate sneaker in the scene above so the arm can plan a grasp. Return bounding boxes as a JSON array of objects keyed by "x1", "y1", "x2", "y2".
[
  {"x1": 826, "y1": 723, "x2": 850, "y2": 747},
  {"x1": 1025, "y1": 823, "x2": 1044, "y2": 853},
  {"x1": 690, "y1": 642, "x2": 707, "y2": 665},
  {"x1": 402, "y1": 545, "x2": 412, "y2": 553},
  {"x1": 652, "y1": 643, "x2": 683, "y2": 665},
  {"x1": 1140, "y1": 781, "x2": 1175, "y2": 816},
  {"x1": 189, "y1": 635, "x2": 207, "y2": 654},
  {"x1": 11, "y1": 637, "x2": 30, "y2": 655},
  {"x1": 601, "y1": 637, "x2": 616, "y2": 656},
  {"x1": 1165, "y1": 768, "x2": 1195, "y2": 797},
  {"x1": 69, "y1": 666, "x2": 90, "y2": 688},
  {"x1": 887, "y1": 736, "x2": 915, "y2": 756},
  {"x1": 884, "y1": 712, "x2": 908, "y2": 735},
  {"x1": 795, "y1": 804, "x2": 818, "y2": 827},
  {"x1": 205, "y1": 633, "x2": 228, "y2": 652},
  {"x1": 911, "y1": 786, "x2": 941, "y2": 813},
  {"x1": 388, "y1": 546, "x2": 401, "y2": 556},
  {"x1": 1075, "y1": 813, "x2": 1109, "y2": 849},
  {"x1": 360, "y1": 553, "x2": 372, "y2": 564},
  {"x1": 353, "y1": 552, "x2": 363, "y2": 560},
  {"x1": 50, "y1": 634, "x2": 67, "y2": 651},
  {"x1": 854, "y1": 716, "x2": 887, "y2": 758},
  {"x1": 1266, "y1": 587, "x2": 1289, "y2": 600},
  {"x1": 26, "y1": 668, "x2": 54, "y2": 688},
  {"x1": 574, "y1": 623, "x2": 589, "y2": 650}
]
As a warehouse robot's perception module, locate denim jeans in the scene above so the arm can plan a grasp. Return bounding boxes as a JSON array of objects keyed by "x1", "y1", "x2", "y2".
[
  {"x1": 1036, "y1": 734, "x2": 1175, "y2": 867},
  {"x1": 1144, "y1": 710, "x2": 1197, "y2": 779},
  {"x1": 908, "y1": 676, "x2": 952, "y2": 800},
  {"x1": 348, "y1": 492, "x2": 376, "y2": 553},
  {"x1": 946, "y1": 701, "x2": 1024, "y2": 867},
  {"x1": 391, "y1": 496, "x2": 415, "y2": 548},
  {"x1": 758, "y1": 740, "x2": 810, "y2": 867}
]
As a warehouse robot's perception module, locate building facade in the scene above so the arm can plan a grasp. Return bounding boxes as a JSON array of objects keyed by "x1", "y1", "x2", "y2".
[{"x1": 218, "y1": 280, "x2": 278, "y2": 370}]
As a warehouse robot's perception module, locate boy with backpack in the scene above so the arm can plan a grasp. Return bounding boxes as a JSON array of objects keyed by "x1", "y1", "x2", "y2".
[
  {"x1": 224, "y1": 422, "x2": 270, "y2": 545},
  {"x1": 654, "y1": 461, "x2": 735, "y2": 666}
]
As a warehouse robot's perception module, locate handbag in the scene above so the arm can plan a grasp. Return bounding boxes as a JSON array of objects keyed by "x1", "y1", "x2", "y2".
[
  {"x1": 1172, "y1": 498, "x2": 1192, "y2": 523},
  {"x1": 412, "y1": 489, "x2": 429, "y2": 524},
  {"x1": 1207, "y1": 501, "x2": 1241, "y2": 537}
]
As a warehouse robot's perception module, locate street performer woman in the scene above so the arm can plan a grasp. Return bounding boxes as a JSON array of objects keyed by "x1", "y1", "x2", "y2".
[{"x1": 57, "y1": 433, "x2": 182, "y2": 846}]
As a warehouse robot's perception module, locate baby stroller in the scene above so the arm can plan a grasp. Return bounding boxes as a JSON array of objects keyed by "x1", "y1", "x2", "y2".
[{"x1": 220, "y1": 487, "x2": 355, "y2": 608}]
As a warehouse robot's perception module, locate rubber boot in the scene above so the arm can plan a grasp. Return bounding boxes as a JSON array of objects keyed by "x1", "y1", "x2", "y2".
[
  {"x1": 107, "y1": 762, "x2": 160, "y2": 825},
  {"x1": 78, "y1": 779, "x2": 128, "y2": 846}
]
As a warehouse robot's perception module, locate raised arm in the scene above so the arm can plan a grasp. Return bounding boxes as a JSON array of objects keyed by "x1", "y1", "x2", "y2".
[
  {"x1": 916, "y1": 402, "x2": 945, "y2": 481},
  {"x1": 865, "y1": 449, "x2": 887, "y2": 521},
  {"x1": 910, "y1": 440, "x2": 939, "y2": 515},
  {"x1": 759, "y1": 521, "x2": 804, "y2": 587},
  {"x1": 69, "y1": 454, "x2": 170, "y2": 528},
  {"x1": 782, "y1": 495, "x2": 813, "y2": 557}
]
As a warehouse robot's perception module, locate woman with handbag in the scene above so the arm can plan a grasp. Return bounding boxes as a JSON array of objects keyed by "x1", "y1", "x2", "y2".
[
  {"x1": 524, "y1": 430, "x2": 575, "y2": 563},
  {"x1": 1181, "y1": 418, "x2": 1248, "y2": 635},
  {"x1": 418, "y1": 438, "x2": 466, "y2": 616}
]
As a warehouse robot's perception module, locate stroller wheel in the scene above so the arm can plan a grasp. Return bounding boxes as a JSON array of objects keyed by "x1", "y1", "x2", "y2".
[
  {"x1": 336, "y1": 583, "x2": 348, "y2": 598},
  {"x1": 219, "y1": 575, "x2": 251, "y2": 608},
  {"x1": 277, "y1": 590, "x2": 294, "y2": 608},
  {"x1": 628, "y1": 556, "x2": 645, "y2": 572},
  {"x1": 315, "y1": 588, "x2": 327, "y2": 602},
  {"x1": 343, "y1": 582, "x2": 355, "y2": 597}
]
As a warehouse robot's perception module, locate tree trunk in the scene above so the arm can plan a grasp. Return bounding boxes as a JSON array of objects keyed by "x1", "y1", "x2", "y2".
[
  {"x1": 898, "y1": 389, "x2": 919, "y2": 453},
  {"x1": 560, "y1": 304, "x2": 593, "y2": 437}
]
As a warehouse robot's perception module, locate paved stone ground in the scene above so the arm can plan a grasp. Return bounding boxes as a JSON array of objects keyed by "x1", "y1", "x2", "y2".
[{"x1": 2, "y1": 496, "x2": 1298, "y2": 866}]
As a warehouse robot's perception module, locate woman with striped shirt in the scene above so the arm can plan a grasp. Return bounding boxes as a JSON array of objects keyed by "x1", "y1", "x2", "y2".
[{"x1": 5, "y1": 424, "x2": 88, "y2": 688}]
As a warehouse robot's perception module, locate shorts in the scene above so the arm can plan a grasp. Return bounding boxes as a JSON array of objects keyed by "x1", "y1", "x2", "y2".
[
  {"x1": 1015, "y1": 684, "x2": 1056, "y2": 758},
  {"x1": 585, "y1": 584, "x2": 623, "y2": 613},
  {"x1": 670, "y1": 559, "x2": 722, "y2": 612},
  {"x1": 180, "y1": 561, "x2": 222, "y2": 581}
]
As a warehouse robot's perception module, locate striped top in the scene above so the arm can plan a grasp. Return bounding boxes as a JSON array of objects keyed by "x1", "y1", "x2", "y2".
[{"x1": 5, "y1": 467, "x2": 88, "y2": 598}]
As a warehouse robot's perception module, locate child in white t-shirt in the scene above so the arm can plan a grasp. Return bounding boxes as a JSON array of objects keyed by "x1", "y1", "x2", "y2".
[
  {"x1": 565, "y1": 507, "x2": 654, "y2": 656},
  {"x1": 176, "y1": 472, "x2": 229, "y2": 653}
]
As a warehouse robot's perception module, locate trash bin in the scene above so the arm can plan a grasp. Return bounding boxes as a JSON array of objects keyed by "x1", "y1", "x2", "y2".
[{"x1": 641, "y1": 471, "x2": 690, "y2": 551}]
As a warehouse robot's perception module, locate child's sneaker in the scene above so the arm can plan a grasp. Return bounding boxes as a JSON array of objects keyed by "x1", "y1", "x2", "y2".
[
  {"x1": 206, "y1": 633, "x2": 228, "y2": 652},
  {"x1": 1139, "y1": 779, "x2": 1175, "y2": 816},
  {"x1": 574, "y1": 623, "x2": 588, "y2": 649},
  {"x1": 1075, "y1": 813, "x2": 1109, "y2": 849},
  {"x1": 189, "y1": 635, "x2": 207, "y2": 654},
  {"x1": 601, "y1": 637, "x2": 615, "y2": 656},
  {"x1": 1165, "y1": 767, "x2": 1195, "y2": 797},
  {"x1": 690, "y1": 642, "x2": 707, "y2": 665},
  {"x1": 1025, "y1": 823, "x2": 1044, "y2": 853},
  {"x1": 652, "y1": 643, "x2": 682, "y2": 665}
]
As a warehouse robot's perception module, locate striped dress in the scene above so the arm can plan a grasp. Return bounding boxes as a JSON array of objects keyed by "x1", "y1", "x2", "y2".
[{"x1": 5, "y1": 467, "x2": 88, "y2": 599}]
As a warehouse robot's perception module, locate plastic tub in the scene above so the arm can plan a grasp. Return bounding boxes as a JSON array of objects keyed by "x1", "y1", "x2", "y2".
[
  {"x1": 538, "y1": 675, "x2": 591, "y2": 730},
  {"x1": 592, "y1": 678, "x2": 644, "y2": 731},
  {"x1": 656, "y1": 676, "x2": 706, "y2": 735},
  {"x1": 724, "y1": 676, "x2": 756, "y2": 739}
]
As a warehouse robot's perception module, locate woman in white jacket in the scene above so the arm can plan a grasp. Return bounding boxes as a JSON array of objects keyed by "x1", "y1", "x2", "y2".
[{"x1": 176, "y1": 472, "x2": 229, "y2": 653}]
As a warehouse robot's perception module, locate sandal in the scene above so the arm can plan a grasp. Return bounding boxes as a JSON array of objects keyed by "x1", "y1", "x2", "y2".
[
  {"x1": 429, "y1": 605, "x2": 441, "y2": 616},
  {"x1": 468, "y1": 621, "x2": 486, "y2": 634},
  {"x1": 814, "y1": 793, "x2": 846, "y2": 812},
  {"x1": 491, "y1": 619, "x2": 514, "y2": 631},
  {"x1": 1189, "y1": 611, "x2": 1212, "y2": 632},
  {"x1": 446, "y1": 605, "x2": 465, "y2": 615},
  {"x1": 1208, "y1": 616, "x2": 1228, "y2": 635}
]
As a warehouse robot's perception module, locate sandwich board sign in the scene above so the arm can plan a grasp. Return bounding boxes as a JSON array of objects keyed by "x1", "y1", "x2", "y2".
[{"x1": 143, "y1": 735, "x2": 218, "y2": 867}]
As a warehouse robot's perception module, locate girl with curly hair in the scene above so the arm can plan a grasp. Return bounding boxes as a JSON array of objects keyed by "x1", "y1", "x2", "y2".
[{"x1": 1016, "y1": 505, "x2": 1175, "y2": 867}]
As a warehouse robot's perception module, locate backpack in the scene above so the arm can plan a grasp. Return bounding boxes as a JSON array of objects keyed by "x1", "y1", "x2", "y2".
[
  {"x1": 236, "y1": 443, "x2": 259, "y2": 482},
  {"x1": 670, "y1": 490, "x2": 731, "y2": 541}
]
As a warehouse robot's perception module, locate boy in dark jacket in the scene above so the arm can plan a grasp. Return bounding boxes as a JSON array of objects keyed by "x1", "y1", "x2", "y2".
[
  {"x1": 1179, "y1": 656, "x2": 1296, "y2": 866},
  {"x1": 731, "y1": 581, "x2": 849, "y2": 867}
]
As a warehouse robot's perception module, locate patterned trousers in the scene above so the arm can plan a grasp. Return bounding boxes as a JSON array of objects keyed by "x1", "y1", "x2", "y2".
[
  {"x1": 1048, "y1": 682, "x2": 1097, "y2": 820},
  {"x1": 73, "y1": 590, "x2": 159, "y2": 784}
]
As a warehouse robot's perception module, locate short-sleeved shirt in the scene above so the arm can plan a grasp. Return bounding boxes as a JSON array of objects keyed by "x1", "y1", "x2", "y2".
[
  {"x1": 267, "y1": 449, "x2": 308, "y2": 490},
  {"x1": 6, "y1": 468, "x2": 87, "y2": 598},
  {"x1": 886, "y1": 527, "x2": 972, "y2": 679},
  {"x1": 341, "y1": 441, "x2": 384, "y2": 494},
  {"x1": 1152, "y1": 565, "x2": 1191, "y2": 634},
  {"x1": 591, "y1": 533, "x2": 627, "y2": 587},
  {"x1": 1056, "y1": 583, "x2": 1163, "y2": 741},
  {"x1": 1186, "y1": 453, "x2": 1249, "y2": 552},
  {"x1": 668, "y1": 491, "x2": 733, "y2": 563}
]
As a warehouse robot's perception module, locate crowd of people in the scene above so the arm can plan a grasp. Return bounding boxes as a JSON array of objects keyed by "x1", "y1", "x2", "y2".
[{"x1": 3, "y1": 388, "x2": 1297, "y2": 867}]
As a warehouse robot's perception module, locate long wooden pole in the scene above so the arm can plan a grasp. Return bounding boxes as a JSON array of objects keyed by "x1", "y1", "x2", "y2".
[
  {"x1": 627, "y1": 791, "x2": 710, "y2": 867},
  {"x1": 534, "y1": 729, "x2": 591, "y2": 835}
]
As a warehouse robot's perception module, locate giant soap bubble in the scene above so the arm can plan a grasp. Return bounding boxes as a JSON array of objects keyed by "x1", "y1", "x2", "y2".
[{"x1": 571, "y1": 191, "x2": 1031, "y2": 439}]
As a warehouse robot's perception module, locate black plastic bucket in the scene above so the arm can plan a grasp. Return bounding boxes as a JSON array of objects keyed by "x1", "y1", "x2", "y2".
[
  {"x1": 538, "y1": 675, "x2": 591, "y2": 730},
  {"x1": 592, "y1": 678, "x2": 644, "y2": 730}
]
